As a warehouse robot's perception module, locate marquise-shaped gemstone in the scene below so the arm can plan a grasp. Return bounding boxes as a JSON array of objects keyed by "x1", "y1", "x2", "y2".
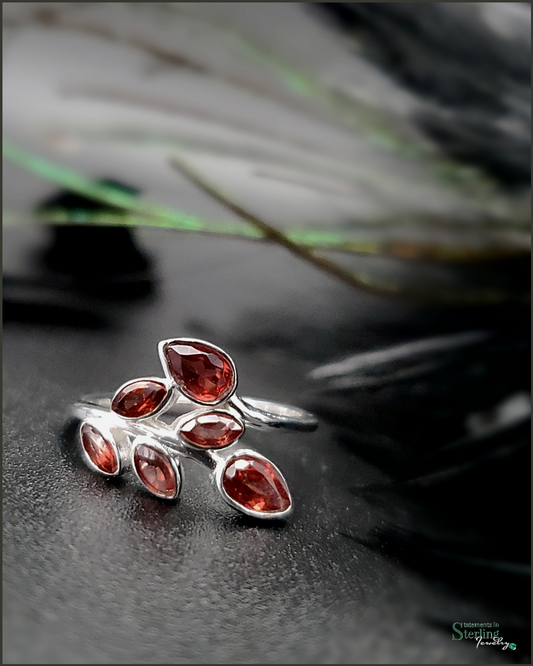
[
  {"x1": 111, "y1": 380, "x2": 167, "y2": 418},
  {"x1": 163, "y1": 340, "x2": 235, "y2": 403},
  {"x1": 222, "y1": 454, "x2": 291, "y2": 514},
  {"x1": 133, "y1": 444, "x2": 178, "y2": 499},
  {"x1": 81, "y1": 423, "x2": 119, "y2": 475},
  {"x1": 180, "y1": 411, "x2": 243, "y2": 449}
]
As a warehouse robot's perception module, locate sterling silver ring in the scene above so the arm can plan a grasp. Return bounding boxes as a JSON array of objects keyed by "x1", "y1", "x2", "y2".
[{"x1": 69, "y1": 338, "x2": 318, "y2": 519}]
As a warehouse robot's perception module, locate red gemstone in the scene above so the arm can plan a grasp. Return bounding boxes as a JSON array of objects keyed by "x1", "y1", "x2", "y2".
[
  {"x1": 163, "y1": 340, "x2": 235, "y2": 403},
  {"x1": 222, "y1": 455, "x2": 291, "y2": 514},
  {"x1": 133, "y1": 444, "x2": 178, "y2": 499},
  {"x1": 180, "y1": 411, "x2": 243, "y2": 449},
  {"x1": 111, "y1": 380, "x2": 167, "y2": 418},
  {"x1": 81, "y1": 423, "x2": 119, "y2": 475}
]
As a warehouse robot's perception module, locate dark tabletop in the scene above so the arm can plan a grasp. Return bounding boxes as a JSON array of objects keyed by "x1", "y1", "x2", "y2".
[{"x1": 4, "y1": 224, "x2": 530, "y2": 664}]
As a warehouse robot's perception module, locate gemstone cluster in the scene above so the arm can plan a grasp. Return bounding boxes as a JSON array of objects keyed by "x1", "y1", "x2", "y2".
[{"x1": 80, "y1": 339, "x2": 292, "y2": 518}]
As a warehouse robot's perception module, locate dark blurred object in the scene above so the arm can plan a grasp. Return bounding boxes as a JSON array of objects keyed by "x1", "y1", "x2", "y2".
[
  {"x1": 3, "y1": 274, "x2": 109, "y2": 329},
  {"x1": 38, "y1": 179, "x2": 154, "y2": 299},
  {"x1": 309, "y1": 308, "x2": 530, "y2": 659},
  {"x1": 3, "y1": 2, "x2": 530, "y2": 304},
  {"x1": 317, "y1": 2, "x2": 531, "y2": 186},
  {"x1": 305, "y1": 11, "x2": 532, "y2": 635},
  {"x1": 4, "y1": 179, "x2": 156, "y2": 326}
]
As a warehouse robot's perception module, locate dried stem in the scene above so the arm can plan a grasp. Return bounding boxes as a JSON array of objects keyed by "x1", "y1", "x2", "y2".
[{"x1": 170, "y1": 155, "x2": 530, "y2": 305}]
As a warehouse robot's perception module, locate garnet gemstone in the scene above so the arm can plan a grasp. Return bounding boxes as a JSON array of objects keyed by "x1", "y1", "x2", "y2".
[
  {"x1": 111, "y1": 380, "x2": 167, "y2": 418},
  {"x1": 81, "y1": 423, "x2": 119, "y2": 475},
  {"x1": 163, "y1": 340, "x2": 235, "y2": 403},
  {"x1": 180, "y1": 411, "x2": 243, "y2": 449},
  {"x1": 222, "y1": 455, "x2": 291, "y2": 514},
  {"x1": 133, "y1": 444, "x2": 178, "y2": 499}
]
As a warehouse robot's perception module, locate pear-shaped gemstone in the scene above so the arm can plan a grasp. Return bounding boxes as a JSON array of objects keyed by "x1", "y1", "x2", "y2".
[
  {"x1": 222, "y1": 454, "x2": 291, "y2": 514},
  {"x1": 163, "y1": 340, "x2": 235, "y2": 403}
]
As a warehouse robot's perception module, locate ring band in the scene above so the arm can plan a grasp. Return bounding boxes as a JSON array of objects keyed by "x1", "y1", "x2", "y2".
[
  {"x1": 73, "y1": 393, "x2": 318, "y2": 432},
  {"x1": 69, "y1": 338, "x2": 318, "y2": 519}
]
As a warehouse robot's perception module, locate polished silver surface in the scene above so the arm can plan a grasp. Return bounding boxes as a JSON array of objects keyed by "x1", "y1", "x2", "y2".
[
  {"x1": 75, "y1": 392, "x2": 317, "y2": 432},
  {"x1": 231, "y1": 395, "x2": 318, "y2": 431}
]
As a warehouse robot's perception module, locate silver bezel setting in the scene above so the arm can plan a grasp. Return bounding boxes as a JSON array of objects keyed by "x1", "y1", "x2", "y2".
[
  {"x1": 110, "y1": 376, "x2": 175, "y2": 421},
  {"x1": 158, "y1": 337, "x2": 238, "y2": 407},
  {"x1": 213, "y1": 448, "x2": 293, "y2": 520},
  {"x1": 177, "y1": 408, "x2": 245, "y2": 451},
  {"x1": 79, "y1": 418, "x2": 122, "y2": 477},
  {"x1": 131, "y1": 436, "x2": 183, "y2": 501}
]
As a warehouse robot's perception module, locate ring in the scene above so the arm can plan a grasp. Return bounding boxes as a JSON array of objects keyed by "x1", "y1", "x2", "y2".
[{"x1": 69, "y1": 338, "x2": 318, "y2": 519}]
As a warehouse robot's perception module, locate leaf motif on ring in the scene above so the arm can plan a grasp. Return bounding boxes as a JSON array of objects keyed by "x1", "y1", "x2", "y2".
[
  {"x1": 111, "y1": 379, "x2": 168, "y2": 419},
  {"x1": 162, "y1": 339, "x2": 236, "y2": 404},
  {"x1": 179, "y1": 411, "x2": 244, "y2": 449},
  {"x1": 219, "y1": 452, "x2": 292, "y2": 516},
  {"x1": 133, "y1": 441, "x2": 181, "y2": 500}
]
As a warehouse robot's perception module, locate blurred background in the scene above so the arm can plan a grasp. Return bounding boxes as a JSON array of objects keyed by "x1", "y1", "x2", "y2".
[{"x1": 3, "y1": 3, "x2": 531, "y2": 663}]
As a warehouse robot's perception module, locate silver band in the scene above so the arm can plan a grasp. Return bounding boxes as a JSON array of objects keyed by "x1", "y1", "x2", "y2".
[
  {"x1": 72, "y1": 393, "x2": 317, "y2": 433},
  {"x1": 231, "y1": 395, "x2": 318, "y2": 431}
]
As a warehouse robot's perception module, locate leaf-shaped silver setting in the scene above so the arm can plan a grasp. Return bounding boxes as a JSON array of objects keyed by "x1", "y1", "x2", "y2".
[
  {"x1": 158, "y1": 338, "x2": 238, "y2": 406},
  {"x1": 179, "y1": 410, "x2": 244, "y2": 450},
  {"x1": 131, "y1": 436, "x2": 183, "y2": 501},
  {"x1": 214, "y1": 449, "x2": 293, "y2": 520}
]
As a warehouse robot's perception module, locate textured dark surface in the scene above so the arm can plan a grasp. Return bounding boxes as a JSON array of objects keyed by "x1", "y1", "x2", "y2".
[{"x1": 3, "y1": 225, "x2": 529, "y2": 664}]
